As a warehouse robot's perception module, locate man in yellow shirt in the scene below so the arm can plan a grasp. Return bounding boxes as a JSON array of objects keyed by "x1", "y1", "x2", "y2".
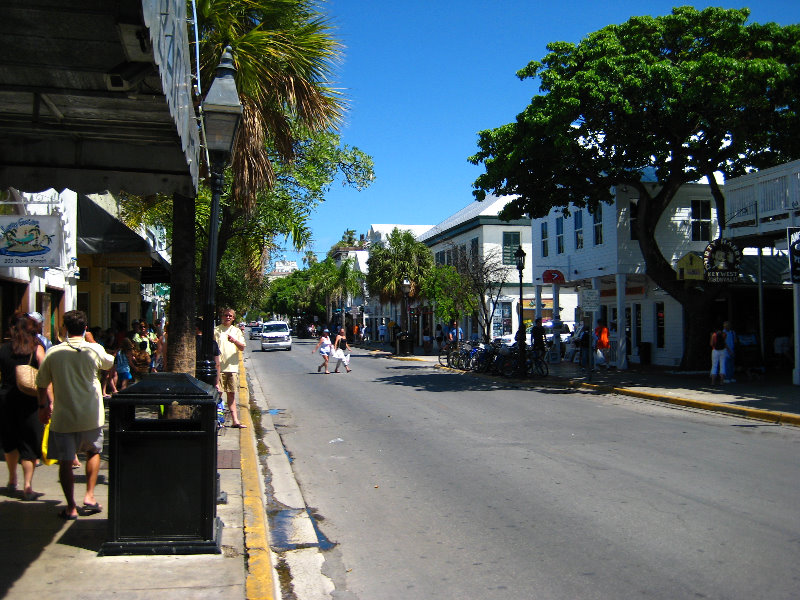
[
  {"x1": 214, "y1": 308, "x2": 246, "y2": 428},
  {"x1": 36, "y1": 310, "x2": 114, "y2": 520}
]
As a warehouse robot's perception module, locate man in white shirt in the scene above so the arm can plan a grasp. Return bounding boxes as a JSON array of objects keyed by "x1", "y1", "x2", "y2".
[
  {"x1": 214, "y1": 308, "x2": 246, "y2": 428},
  {"x1": 36, "y1": 310, "x2": 114, "y2": 520}
]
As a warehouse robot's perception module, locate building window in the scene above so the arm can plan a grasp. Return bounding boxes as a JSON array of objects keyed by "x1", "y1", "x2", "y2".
[
  {"x1": 470, "y1": 237, "x2": 479, "y2": 259},
  {"x1": 502, "y1": 231, "x2": 521, "y2": 265},
  {"x1": 541, "y1": 222, "x2": 549, "y2": 258},
  {"x1": 556, "y1": 217, "x2": 564, "y2": 254},
  {"x1": 656, "y1": 302, "x2": 665, "y2": 348},
  {"x1": 592, "y1": 205, "x2": 603, "y2": 246},
  {"x1": 574, "y1": 210, "x2": 584, "y2": 250},
  {"x1": 630, "y1": 201, "x2": 639, "y2": 241},
  {"x1": 691, "y1": 200, "x2": 711, "y2": 242},
  {"x1": 110, "y1": 282, "x2": 130, "y2": 295},
  {"x1": 435, "y1": 251, "x2": 445, "y2": 265}
]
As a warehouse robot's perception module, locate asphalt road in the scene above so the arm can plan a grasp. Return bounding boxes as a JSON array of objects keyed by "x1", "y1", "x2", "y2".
[{"x1": 248, "y1": 338, "x2": 800, "y2": 600}]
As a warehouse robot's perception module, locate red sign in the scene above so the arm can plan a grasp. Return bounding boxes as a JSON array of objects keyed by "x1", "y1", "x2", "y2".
[{"x1": 542, "y1": 269, "x2": 565, "y2": 284}]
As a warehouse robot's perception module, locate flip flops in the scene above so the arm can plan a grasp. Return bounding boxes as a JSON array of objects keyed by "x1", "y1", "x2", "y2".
[
  {"x1": 58, "y1": 509, "x2": 78, "y2": 520},
  {"x1": 81, "y1": 502, "x2": 103, "y2": 515}
]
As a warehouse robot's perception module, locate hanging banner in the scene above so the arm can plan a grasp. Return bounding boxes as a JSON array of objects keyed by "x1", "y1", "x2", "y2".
[
  {"x1": 788, "y1": 227, "x2": 800, "y2": 284},
  {"x1": 0, "y1": 215, "x2": 63, "y2": 267}
]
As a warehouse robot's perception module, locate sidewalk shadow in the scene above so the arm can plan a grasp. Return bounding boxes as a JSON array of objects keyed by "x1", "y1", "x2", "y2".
[{"x1": 0, "y1": 499, "x2": 62, "y2": 596}]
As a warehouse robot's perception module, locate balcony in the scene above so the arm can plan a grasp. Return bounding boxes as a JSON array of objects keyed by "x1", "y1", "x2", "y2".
[{"x1": 725, "y1": 159, "x2": 800, "y2": 247}]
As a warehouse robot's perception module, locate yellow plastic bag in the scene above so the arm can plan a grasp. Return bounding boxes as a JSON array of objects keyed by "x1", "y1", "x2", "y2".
[{"x1": 41, "y1": 422, "x2": 58, "y2": 466}]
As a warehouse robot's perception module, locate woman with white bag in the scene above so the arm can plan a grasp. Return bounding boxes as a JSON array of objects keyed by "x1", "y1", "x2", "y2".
[{"x1": 332, "y1": 327, "x2": 352, "y2": 373}]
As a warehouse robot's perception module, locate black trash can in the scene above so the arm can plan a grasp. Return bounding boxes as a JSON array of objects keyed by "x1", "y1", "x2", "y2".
[
  {"x1": 638, "y1": 342, "x2": 652, "y2": 365},
  {"x1": 99, "y1": 373, "x2": 222, "y2": 555},
  {"x1": 396, "y1": 331, "x2": 413, "y2": 355}
]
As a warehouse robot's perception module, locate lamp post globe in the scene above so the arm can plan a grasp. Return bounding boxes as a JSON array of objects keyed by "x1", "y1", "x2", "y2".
[{"x1": 197, "y1": 46, "x2": 242, "y2": 386}]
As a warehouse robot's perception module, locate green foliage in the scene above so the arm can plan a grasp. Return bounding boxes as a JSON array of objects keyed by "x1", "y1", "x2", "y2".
[
  {"x1": 470, "y1": 6, "x2": 800, "y2": 364},
  {"x1": 365, "y1": 228, "x2": 434, "y2": 305},
  {"x1": 420, "y1": 264, "x2": 475, "y2": 323}
]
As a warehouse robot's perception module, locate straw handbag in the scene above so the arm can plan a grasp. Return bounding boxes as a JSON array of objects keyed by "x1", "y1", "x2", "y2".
[{"x1": 15, "y1": 352, "x2": 38, "y2": 397}]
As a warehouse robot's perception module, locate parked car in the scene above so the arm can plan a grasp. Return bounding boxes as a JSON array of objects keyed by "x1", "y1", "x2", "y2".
[
  {"x1": 249, "y1": 325, "x2": 262, "y2": 340},
  {"x1": 261, "y1": 321, "x2": 292, "y2": 351},
  {"x1": 544, "y1": 321, "x2": 573, "y2": 344}
]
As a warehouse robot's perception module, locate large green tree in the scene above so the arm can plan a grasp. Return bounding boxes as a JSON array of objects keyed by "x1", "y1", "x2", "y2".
[{"x1": 470, "y1": 6, "x2": 800, "y2": 367}]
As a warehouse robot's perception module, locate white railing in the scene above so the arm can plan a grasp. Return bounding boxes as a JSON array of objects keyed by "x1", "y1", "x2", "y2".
[{"x1": 725, "y1": 160, "x2": 800, "y2": 235}]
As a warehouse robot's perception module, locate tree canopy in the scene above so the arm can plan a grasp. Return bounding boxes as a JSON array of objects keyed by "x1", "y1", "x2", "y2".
[
  {"x1": 470, "y1": 6, "x2": 800, "y2": 366},
  {"x1": 366, "y1": 228, "x2": 434, "y2": 305}
]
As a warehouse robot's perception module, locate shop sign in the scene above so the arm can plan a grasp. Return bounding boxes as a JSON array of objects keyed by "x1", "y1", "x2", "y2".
[
  {"x1": 676, "y1": 252, "x2": 704, "y2": 280},
  {"x1": 0, "y1": 215, "x2": 62, "y2": 267},
  {"x1": 703, "y1": 238, "x2": 742, "y2": 283}
]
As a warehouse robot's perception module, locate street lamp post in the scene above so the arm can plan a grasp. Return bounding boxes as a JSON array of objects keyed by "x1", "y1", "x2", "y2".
[
  {"x1": 196, "y1": 47, "x2": 242, "y2": 386},
  {"x1": 515, "y1": 245, "x2": 527, "y2": 376},
  {"x1": 401, "y1": 278, "x2": 411, "y2": 354}
]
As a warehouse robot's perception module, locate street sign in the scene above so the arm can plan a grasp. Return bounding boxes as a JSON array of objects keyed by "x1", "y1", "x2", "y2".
[
  {"x1": 788, "y1": 228, "x2": 800, "y2": 284},
  {"x1": 580, "y1": 289, "x2": 600, "y2": 312}
]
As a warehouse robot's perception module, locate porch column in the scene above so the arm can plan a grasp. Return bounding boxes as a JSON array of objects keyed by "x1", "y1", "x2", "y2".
[
  {"x1": 616, "y1": 273, "x2": 627, "y2": 370},
  {"x1": 535, "y1": 284, "x2": 543, "y2": 320}
]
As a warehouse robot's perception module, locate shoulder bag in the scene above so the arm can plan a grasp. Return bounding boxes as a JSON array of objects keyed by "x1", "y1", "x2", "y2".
[{"x1": 16, "y1": 352, "x2": 38, "y2": 397}]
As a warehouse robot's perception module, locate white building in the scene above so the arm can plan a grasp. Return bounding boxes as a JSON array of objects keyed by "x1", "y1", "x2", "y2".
[
  {"x1": 531, "y1": 181, "x2": 719, "y2": 368},
  {"x1": 418, "y1": 196, "x2": 578, "y2": 341}
]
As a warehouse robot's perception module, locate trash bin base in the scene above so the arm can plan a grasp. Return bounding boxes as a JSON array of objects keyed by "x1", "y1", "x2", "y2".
[{"x1": 98, "y1": 517, "x2": 222, "y2": 556}]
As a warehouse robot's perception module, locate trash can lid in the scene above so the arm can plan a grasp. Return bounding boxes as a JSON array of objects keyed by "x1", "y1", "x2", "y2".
[{"x1": 110, "y1": 373, "x2": 217, "y2": 405}]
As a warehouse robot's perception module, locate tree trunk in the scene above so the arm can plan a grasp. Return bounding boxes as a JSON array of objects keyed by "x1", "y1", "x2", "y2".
[
  {"x1": 166, "y1": 191, "x2": 197, "y2": 375},
  {"x1": 633, "y1": 183, "x2": 723, "y2": 370}
]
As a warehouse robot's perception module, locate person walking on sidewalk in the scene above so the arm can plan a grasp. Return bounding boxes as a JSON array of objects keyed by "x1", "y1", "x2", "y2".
[
  {"x1": 595, "y1": 318, "x2": 611, "y2": 369},
  {"x1": 1, "y1": 313, "x2": 47, "y2": 500},
  {"x1": 35, "y1": 310, "x2": 114, "y2": 519},
  {"x1": 723, "y1": 321, "x2": 737, "y2": 383},
  {"x1": 215, "y1": 308, "x2": 247, "y2": 428},
  {"x1": 332, "y1": 327, "x2": 352, "y2": 373},
  {"x1": 710, "y1": 326, "x2": 727, "y2": 385}
]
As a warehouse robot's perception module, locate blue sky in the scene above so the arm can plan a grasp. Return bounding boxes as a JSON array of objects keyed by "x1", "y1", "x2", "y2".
[{"x1": 279, "y1": 1, "x2": 800, "y2": 267}]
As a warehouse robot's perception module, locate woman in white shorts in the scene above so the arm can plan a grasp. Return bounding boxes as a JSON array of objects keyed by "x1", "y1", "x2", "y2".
[{"x1": 312, "y1": 328, "x2": 333, "y2": 374}]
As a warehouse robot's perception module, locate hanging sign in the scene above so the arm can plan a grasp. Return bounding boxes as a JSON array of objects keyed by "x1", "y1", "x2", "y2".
[
  {"x1": 676, "y1": 252, "x2": 704, "y2": 280},
  {"x1": 542, "y1": 269, "x2": 565, "y2": 284},
  {"x1": 0, "y1": 216, "x2": 62, "y2": 267},
  {"x1": 703, "y1": 238, "x2": 742, "y2": 283},
  {"x1": 788, "y1": 227, "x2": 800, "y2": 284}
]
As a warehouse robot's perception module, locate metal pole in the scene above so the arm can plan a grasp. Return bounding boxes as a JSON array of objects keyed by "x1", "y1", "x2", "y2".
[
  {"x1": 518, "y1": 269, "x2": 526, "y2": 375},
  {"x1": 196, "y1": 155, "x2": 225, "y2": 385}
]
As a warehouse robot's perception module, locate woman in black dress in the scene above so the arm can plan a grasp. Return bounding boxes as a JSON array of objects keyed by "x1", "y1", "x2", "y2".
[{"x1": 1, "y1": 312, "x2": 46, "y2": 500}]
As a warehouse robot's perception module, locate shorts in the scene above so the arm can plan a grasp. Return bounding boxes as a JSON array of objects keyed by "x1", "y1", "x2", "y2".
[
  {"x1": 47, "y1": 427, "x2": 103, "y2": 461},
  {"x1": 116, "y1": 370, "x2": 132, "y2": 381},
  {"x1": 220, "y1": 372, "x2": 238, "y2": 393}
]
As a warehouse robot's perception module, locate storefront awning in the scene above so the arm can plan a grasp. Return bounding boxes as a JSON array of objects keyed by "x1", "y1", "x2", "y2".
[{"x1": 77, "y1": 195, "x2": 170, "y2": 283}]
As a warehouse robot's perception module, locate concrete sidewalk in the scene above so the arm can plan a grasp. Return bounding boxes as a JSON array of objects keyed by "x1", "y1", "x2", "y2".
[{"x1": 0, "y1": 357, "x2": 276, "y2": 600}]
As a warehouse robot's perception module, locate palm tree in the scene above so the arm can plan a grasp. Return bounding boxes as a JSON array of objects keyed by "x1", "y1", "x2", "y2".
[
  {"x1": 196, "y1": 0, "x2": 344, "y2": 203},
  {"x1": 366, "y1": 228, "x2": 433, "y2": 304},
  {"x1": 303, "y1": 250, "x2": 318, "y2": 267},
  {"x1": 167, "y1": 0, "x2": 347, "y2": 373}
]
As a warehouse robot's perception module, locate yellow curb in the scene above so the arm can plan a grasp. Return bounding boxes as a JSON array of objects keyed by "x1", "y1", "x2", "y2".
[
  {"x1": 238, "y1": 354, "x2": 276, "y2": 600},
  {"x1": 433, "y1": 364, "x2": 800, "y2": 427},
  {"x1": 573, "y1": 381, "x2": 800, "y2": 427}
]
